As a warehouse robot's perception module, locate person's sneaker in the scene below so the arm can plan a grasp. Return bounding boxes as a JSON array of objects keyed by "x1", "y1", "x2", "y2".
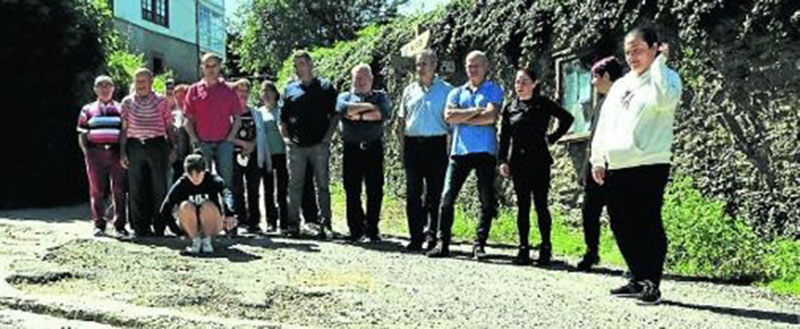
[
  {"x1": 346, "y1": 233, "x2": 364, "y2": 243},
  {"x1": 472, "y1": 242, "x2": 487, "y2": 260},
  {"x1": 266, "y1": 224, "x2": 277, "y2": 233},
  {"x1": 513, "y1": 245, "x2": 532, "y2": 265},
  {"x1": 187, "y1": 237, "x2": 202, "y2": 254},
  {"x1": 93, "y1": 228, "x2": 105, "y2": 237},
  {"x1": 201, "y1": 236, "x2": 214, "y2": 254},
  {"x1": 426, "y1": 242, "x2": 450, "y2": 258},
  {"x1": 576, "y1": 253, "x2": 599, "y2": 271},
  {"x1": 536, "y1": 244, "x2": 552, "y2": 266},
  {"x1": 246, "y1": 225, "x2": 263, "y2": 235},
  {"x1": 406, "y1": 240, "x2": 424, "y2": 252},
  {"x1": 610, "y1": 280, "x2": 644, "y2": 297},
  {"x1": 425, "y1": 236, "x2": 438, "y2": 251},
  {"x1": 637, "y1": 280, "x2": 662, "y2": 305},
  {"x1": 282, "y1": 227, "x2": 301, "y2": 238},
  {"x1": 366, "y1": 234, "x2": 381, "y2": 243},
  {"x1": 114, "y1": 227, "x2": 130, "y2": 239},
  {"x1": 303, "y1": 222, "x2": 321, "y2": 236},
  {"x1": 316, "y1": 226, "x2": 329, "y2": 240}
]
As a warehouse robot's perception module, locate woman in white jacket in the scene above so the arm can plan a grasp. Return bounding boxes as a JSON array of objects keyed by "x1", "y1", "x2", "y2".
[{"x1": 590, "y1": 26, "x2": 682, "y2": 305}]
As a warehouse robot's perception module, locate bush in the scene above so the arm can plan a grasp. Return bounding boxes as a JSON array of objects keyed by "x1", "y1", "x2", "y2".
[
  {"x1": 663, "y1": 176, "x2": 770, "y2": 281},
  {"x1": 106, "y1": 50, "x2": 173, "y2": 100}
]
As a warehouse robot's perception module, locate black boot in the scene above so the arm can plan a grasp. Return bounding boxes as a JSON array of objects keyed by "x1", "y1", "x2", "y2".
[
  {"x1": 576, "y1": 252, "x2": 599, "y2": 271},
  {"x1": 537, "y1": 243, "x2": 552, "y2": 266},
  {"x1": 513, "y1": 245, "x2": 531, "y2": 265}
]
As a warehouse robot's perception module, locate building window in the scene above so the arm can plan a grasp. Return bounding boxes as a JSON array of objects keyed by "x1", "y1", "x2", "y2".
[
  {"x1": 198, "y1": 5, "x2": 225, "y2": 54},
  {"x1": 152, "y1": 55, "x2": 165, "y2": 75},
  {"x1": 142, "y1": 0, "x2": 169, "y2": 27}
]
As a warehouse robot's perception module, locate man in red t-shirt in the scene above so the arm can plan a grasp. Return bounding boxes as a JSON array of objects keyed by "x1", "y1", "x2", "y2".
[{"x1": 184, "y1": 53, "x2": 243, "y2": 191}]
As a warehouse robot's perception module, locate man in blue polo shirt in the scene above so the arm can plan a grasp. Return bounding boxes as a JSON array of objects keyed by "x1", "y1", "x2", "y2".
[
  {"x1": 427, "y1": 50, "x2": 503, "y2": 260},
  {"x1": 398, "y1": 50, "x2": 453, "y2": 251}
]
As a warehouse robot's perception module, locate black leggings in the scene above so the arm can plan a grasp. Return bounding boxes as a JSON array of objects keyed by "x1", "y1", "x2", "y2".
[{"x1": 510, "y1": 159, "x2": 552, "y2": 247}]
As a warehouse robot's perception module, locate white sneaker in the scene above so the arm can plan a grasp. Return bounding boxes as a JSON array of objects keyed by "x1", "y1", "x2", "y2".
[
  {"x1": 201, "y1": 236, "x2": 214, "y2": 254},
  {"x1": 303, "y1": 222, "x2": 321, "y2": 236},
  {"x1": 188, "y1": 237, "x2": 202, "y2": 254}
]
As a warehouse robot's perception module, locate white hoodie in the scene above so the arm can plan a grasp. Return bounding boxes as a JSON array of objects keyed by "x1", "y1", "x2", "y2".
[{"x1": 590, "y1": 55, "x2": 682, "y2": 170}]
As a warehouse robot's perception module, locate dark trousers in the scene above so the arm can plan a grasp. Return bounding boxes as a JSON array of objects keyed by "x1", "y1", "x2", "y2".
[
  {"x1": 233, "y1": 153, "x2": 262, "y2": 228},
  {"x1": 264, "y1": 153, "x2": 289, "y2": 229},
  {"x1": 127, "y1": 137, "x2": 170, "y2": 235},
  {"x1": 510, "y1": 156, "x2": 552, "y2": 247},
  {"x1": 343, "y1": 141, "x2": 384, "y2": 237},
  {"x1": 438, "y1": 153, "x2": 497, "y2": 244},
  {"x1": 301, "y1": 167, "x2": 319, "y2": 224},
  {"x1": 581, "y1": 167, "x2": 607, "y2": 256},
  {"x1": 404, "y1": 136, "x2": 448, "y2": 243},
  {"x1": 606, "y1": 164, "x2": 670, "y2": 286},
  {"x1": 84, "y1": 147, "x2": 127, "y2": 230}
]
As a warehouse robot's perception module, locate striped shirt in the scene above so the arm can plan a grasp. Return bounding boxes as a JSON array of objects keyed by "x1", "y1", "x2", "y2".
[
  {"x1": 121, "y1": 92, "x2": 172, "y2": 139},
  {"x1": 77, "y1": 100, "x2": 123, "y2": 145}
]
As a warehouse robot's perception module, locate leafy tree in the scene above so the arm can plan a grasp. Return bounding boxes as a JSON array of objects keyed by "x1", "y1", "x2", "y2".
[{"x1": 231, "y1": 0, "x2": 408, "y2": 75}]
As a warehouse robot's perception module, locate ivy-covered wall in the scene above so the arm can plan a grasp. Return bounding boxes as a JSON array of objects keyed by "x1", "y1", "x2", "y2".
[{"x1": 279, "y1": 0, "x2": 800, "y2": 238}]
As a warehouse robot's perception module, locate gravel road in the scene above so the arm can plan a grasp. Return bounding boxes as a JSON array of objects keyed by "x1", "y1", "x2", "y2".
[{"x1": 0, "y1": 205, "x2": 796, "y2": 329}]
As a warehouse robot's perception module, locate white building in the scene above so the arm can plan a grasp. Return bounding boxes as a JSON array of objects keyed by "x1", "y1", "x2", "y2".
[{"x1": 109, "y1": 0, "x2": 227, "y2": 82}]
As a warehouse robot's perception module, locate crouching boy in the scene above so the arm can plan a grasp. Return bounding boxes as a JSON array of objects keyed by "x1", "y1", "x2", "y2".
[{"x1": 159, "y1": 153, "x2": 237, "y2": 254}]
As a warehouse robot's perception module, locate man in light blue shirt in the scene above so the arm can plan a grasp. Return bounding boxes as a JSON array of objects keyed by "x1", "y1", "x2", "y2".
[
  {"x1": 398, "y1": 50, "x2": 453, "y2": 252},
  {"x1": 428, "y1": 50, "x2": 503, "y2": 260}
]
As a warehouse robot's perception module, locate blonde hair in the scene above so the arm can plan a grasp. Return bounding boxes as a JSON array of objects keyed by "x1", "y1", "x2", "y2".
[
  {"x1": 201, "y1": 52, "x2": 223, "y2": 65},
  {"x1": 350, "y1": 63, "x2": 373, "y2": 77},
  {"x1": 233, "y1": 78, "x2": 251, "y2": 90}
]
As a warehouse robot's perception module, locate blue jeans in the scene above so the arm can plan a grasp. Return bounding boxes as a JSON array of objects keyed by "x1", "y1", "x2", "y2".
[
  {"x1": 198, "y1": 141, "x2": 234, "y2": 188},
  {"x1": 438, "y1": 153, "x2": 498, "y2": 244}
]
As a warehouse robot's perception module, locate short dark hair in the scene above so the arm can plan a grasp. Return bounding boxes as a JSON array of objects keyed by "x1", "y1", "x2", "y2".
[
  {"x1": 516, "y1": 67, "x2": 538, "y2": 81},
  {"x1": 261, "y1": 80, "x2": 280, "y2": 101},
  {"x1": 293, "y1": 50, "x2": 312, "y2": 63},
  {"x1": 184, "y1": 153, "x2": 205, "y2": 174},
  {"x1": 591, "y1": 56, "x2": 624, "y2": 81},
  {"x1": 626, "y1": 26, "x2": 659, "y2": 47}
]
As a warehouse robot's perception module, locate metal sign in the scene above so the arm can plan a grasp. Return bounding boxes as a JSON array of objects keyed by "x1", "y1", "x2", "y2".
[{"x1": 400, "y1": 30, "x2": 431, "y2": 58}]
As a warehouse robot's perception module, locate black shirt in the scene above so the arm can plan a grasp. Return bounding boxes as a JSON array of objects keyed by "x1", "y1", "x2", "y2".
[
  {"x1": 498, "y1": 95, "x2": 574, "y2": 165},
  {"x1": 280, "y1": 77, "x2": 338, "y2": 146},
  {"x1": 159, "y1": 171, "x2": 235, "y2": 220},
  {"x1": 234, "y1": 110, "x2": 256, "y2": 154}
]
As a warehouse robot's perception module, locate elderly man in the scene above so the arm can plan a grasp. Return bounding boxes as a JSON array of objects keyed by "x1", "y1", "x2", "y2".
[
  {"x1": 120, "y1": 68, "x2": 176, "y2": 238},
  {"x1": 184, "y1": 53, "x2": 243, "y2": 190},
  {"x1": 78, "y1": 75, "x2": 127, "y2": 237},
  {"x1": 398, "y1": 50, "x2": 453, "y2": 251},
  {"x1": 336, "y1": 64, "x2": 392, "y2": 242},
  {"x1": 427, "y1": 50, "x2": 503, "y2": 260},
  {"x1": 280, "y1": 50, "x2": 339, "y2": 238}
]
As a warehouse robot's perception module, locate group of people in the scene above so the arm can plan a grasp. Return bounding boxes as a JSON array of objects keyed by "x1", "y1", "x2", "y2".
[{"x1": 77, "y1": 26, "x2": 681, "y2": 305}]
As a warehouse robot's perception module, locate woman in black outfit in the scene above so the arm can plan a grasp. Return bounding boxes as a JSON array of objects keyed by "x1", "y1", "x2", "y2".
[{"x1": 498, "y1": 68, "x2": 574, "y2": 265}]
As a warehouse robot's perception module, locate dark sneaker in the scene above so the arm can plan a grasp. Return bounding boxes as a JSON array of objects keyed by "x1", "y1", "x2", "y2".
[
  {"x1": 424, "y1": 236, "x2": 438, "y2": 252},
  {"x1": 472, "y1": 242, "x2": 487, "y2": 260},
  {"x1": 536, "y1": 244, "x2": 552, "y2": 266},
  {"x1": 637, "y1": 280, "x2": 662, "y2": 305},
  {"x1": 513, "y1": 245, "x2": 532, "y2": 265},
  {"x1": 576, "y1": 253, "x2": 599, "y2": 271},
  {"x1": 406, "y1": 240, "x2": 424, "y2": 252},
  {"x1": 114, "y1": 227, "x2": 130, "y2": 238},
  {"x1": 266, "y1": 224, "x2": 277, "y2": 233},
  {"x1": 366, "y1": 234, "x2": 381, "y2": 243},
  {"x1": 93, "y1": 228, "x2": 105, "y2": 237},
  {"x1": 282, "y1": 227, "x2": 301, "y2": 238},
  {"x1": 246, "y1": 225, "x2": 264, "y2": 235},
  {"x1": 610, "y1": 280, "x2": 644, "y2": 297},
  {"x1": 426, "y1": 242, "x2": 450, "y2": 258}
]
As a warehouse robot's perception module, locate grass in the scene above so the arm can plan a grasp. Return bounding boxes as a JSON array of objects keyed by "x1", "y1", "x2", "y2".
[{"x1": 330, "y1": 183, "x2": 627, "y2": 267}]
